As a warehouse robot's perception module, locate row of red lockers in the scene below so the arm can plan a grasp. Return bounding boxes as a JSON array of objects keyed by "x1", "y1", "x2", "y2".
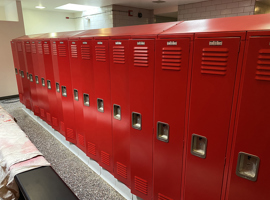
[{"x1": 11, "y1": 14, "x2": 270, "y2": 200}]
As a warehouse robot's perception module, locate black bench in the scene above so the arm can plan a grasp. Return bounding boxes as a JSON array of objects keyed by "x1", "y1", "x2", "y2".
[{"x1": 15, "y1": 166, "x2": 79, "y2": 200}]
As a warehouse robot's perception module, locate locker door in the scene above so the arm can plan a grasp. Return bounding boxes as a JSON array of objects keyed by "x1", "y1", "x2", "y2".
[
  {"x1": 153, "y1": 38, "x2": 191, "y2": 200},
  {"x1": 69, "y1": 39, "x2": 86, "y2": 152},
  {"x1": 129, "y1": 39, "x2": 155, "y2": 200},
  {"x1": 185, "y1": 37, "x2": 241, "y2": 200},
  {"x1": 110, "y1": 39, "x2": 130, "y2": 186},
  {"x1": 57, "y1": 40, "x2": 77, "y2": 144},
  {"x1": 227, "y1": 35, "x2": 270, "y2": 200},
  {"x1": 92, "y1": 39, "x2": 112, "y2": 171}
]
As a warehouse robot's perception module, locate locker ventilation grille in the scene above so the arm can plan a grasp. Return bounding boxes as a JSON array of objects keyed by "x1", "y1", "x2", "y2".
[
  {"x1": 61, "y1": 122, "x2": 65, "y2": 133},
  {"x1": 256, "y1": 49, "x2": 270, "y2": 81},
  {"x1": 81, "y1": 45, "x2": 90, "y2": 60},
  {"x1": 135, "y1": 176, "x2": 148, "y2": 195},
  {"x1": 34, "y1": 106, "x2": 39, "y2": 115},
  {"x1": 201, "y1": 48, "x2": 228, "y2": 75},
  {"x1": 53, "y1": 44, "x2": 57, "y2": 56},
  {"x1": 46, "y1": 112, "x2": 51, "y2": 122},
  {"x1": 95, "y1": 46, "x2": 106, "y2": 62},
  {"x1": 158, "y1": 193, "x2": 173, "y2": 200},
  {"x1": 25, "y1": 44, "x2": 31, "y2": 53},
  {"x1": 113, "y1": 46, "x2": 125, "y2": 64},
  {"x1": 71, "y1": 45, "x2": 78, "y2": 58},
  {"x1": 58, "y1": 44, "x2": 66, "y2": 57},
  {"x1": 40, "y1": 109, "x2": 45, "y2": 117},
  {"x1": 52, "y1": 117, "x2": 58, "y2": 127},
  {"x1": 117, "y1": 162, "x2": 127, "y2": 179},
  {"x1": 31, "y1": 44, "x2": 36, "y2": 54},
  {"x1": 43, "y1": 44, "x2": 50, "y2": 55},
  {"x1": 67, "y1": 128, "x2": 75, "y2": 140},
  {"x1": 87, "y1": 142, "x2": 97, "y2": 156},
  {"x1": 38, "y1": 44, "x2": 43, "y2": 54},
  {"x1": 134, "y1": 47, "x2": 149, "y2": 67},
  {"x1": 101, "y1": 151, "x2": 110, "y2": 166},
  {"x1": 162, "y1": 47, "x2": 181, "y2": 70},
  {"x1": 78, "y1": 134, "x2": 85, "y2": 146},
  {"x1": 17, "y1": 43, "x2": 22, "y2": 52}
]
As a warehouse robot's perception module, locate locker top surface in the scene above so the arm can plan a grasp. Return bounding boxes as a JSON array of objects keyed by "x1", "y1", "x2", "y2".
[{"x1": 160, "y1": 14, "x2": 270, "y2": 35}]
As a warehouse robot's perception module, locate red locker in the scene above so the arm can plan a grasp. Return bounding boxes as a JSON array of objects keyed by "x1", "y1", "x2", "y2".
[
  {"x1": 226, "y1": 32, "x2": 270, "y2": 200},
  {"x1": 152, "y1": 35, "x2": 192, "y2": 200},
  {"x1": 109, "y1": 37, "x2": 130, "y2": 186},
  {"x1": 10, "y1": 41, "x2": 24, "y2": 103}
]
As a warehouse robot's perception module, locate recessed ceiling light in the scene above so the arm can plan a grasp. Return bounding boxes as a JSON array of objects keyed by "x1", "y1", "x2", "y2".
[
  {"x1": 55, "y1": 3, "x2": 99, "y2": 11},
  {"x1": 35, "y1": 6, "x2": 45, "y2": 9},
  {"x1": 152, "y1": 0, "x2": 166, "y2": 3}
]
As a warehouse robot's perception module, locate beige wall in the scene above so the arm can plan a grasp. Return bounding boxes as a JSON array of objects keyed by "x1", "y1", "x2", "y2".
[{"x1": 0, "y1": 1, "x2": 25, "y2": 97}]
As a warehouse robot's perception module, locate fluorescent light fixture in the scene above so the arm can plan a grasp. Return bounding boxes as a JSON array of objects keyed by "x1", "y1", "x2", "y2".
[
  {"x1": 55, "y1": 3, "x2": 99, "y2": 11},
  {"x1": 36, "y1": 6, "x2": 45, "y2": 9}
]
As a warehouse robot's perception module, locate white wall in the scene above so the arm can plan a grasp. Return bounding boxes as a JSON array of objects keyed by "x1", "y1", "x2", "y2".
[
  {"x1": 0, "y1": 6, "x2": 6, "y2": 21},
  {"x1": 5, "y1": 0, "x2": 18, "y2": 21},
  {"x1": 22, "y1": 9, "x2": 77, "y2": 35},
  {"x1": 0, "y1": 1, "x2": 25, "y2": 97}
]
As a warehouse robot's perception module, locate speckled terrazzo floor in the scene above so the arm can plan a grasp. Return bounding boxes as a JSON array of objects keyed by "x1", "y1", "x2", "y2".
[{"x1": 0, "y1": 98, "x2": 125, "y2": 200}]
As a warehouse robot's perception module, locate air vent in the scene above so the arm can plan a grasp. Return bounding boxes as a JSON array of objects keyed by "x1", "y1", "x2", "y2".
[
  {"x1": 78, "y1": 134, "x2": 85, "y2": 147},
  {"x1": 117, "y1": 162, "x2": 127, "y2": 179},
  {"x1": 101, "y1": 151, "x2": 110, "y2": 166},
  {"x1": 162, "y1": 47, "x2": 181, "y2": 70},
  {"x1": 158, "y1": 193, "x2": 173, "y2": 200},
  {"x1": 58, "y1": 44, "x2": 66, "y2": 57},
  {"x1": 38, "y1": 43, "x2": 43, "y2": 54},
  {"x1": 87, "y1": 142, "x2": 96, "y2": 156},
  {"x1": 43, "y1": 44, "x2": 50, "y2": 55},
  {"x1": 201, "y1": 48, "x2": 228, "y2": 75},
  {"x1": 40, "y1": 108, "x2": 45, "y2": 117},
  {"x1": 81, "y1": 45, "x2": 90, "y2": 60},
  {"x1": 256, "y1": 49, "x2": 270, "y2": 81},
  {"x1": 95, "y1": 45, "x2": 106, "y2": 62},
  {"x1": 25, "y1": 43, "x2": 31, "y2": 53},
  {"x1": 113, "y1": 46, "x2": 125, "y2": 64},
  {"x1": 52, "y1": 44, "x2": 57, "y2": 56},
  {"x1": 52, "y1": 117, "x2": 58, "y2": 127},
  {"x1": 67, "y1": 128, "x2": 75, "y2": 140},
  {"x1": 17, "y1": 43, "x2": 22, "y2": 52},
  {"x1": 134, "y1": 46, "x2": 149, "y2": 67},
  {"x1": 31, "y1": 44, "x2": 36, "y2": 54},
  {"x1": 71, "y1": 44, "x2": 78, "y2": 58},
  {"x1": 46, "y1": 113, "x2": 51, "y2": 122},
  {"x1": 61, "y1": 122, "x2": 65, "y2": 133},
  {"x1": 135, "y1": 176, "x2": 148, "y2": 195},
  {"x1": 34, "y1": 106, "x2": 39, "y2": 115}
]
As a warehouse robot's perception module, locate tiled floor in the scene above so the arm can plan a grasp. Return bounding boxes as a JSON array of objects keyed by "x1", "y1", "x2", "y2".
[{"x1": 0, "y1": 98, "x2": 125, "y2": 200}]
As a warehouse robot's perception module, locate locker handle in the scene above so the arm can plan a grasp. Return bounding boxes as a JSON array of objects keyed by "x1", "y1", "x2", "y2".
[
  {"x1": 74, "y1": 89, "x2": 78, "y2": 101},
  {"x1": 21, "y1": 71, "x2": 24, "y2": 78},
  {"x1": 56, "y1": 83, "x2": 60, "y2": 93},
  {"x1": 35, "y1": 76, "x2": 39, "y2": 84},
  {"x1": 29, "y1": 74, "x2": 33, "y2": 82},
  {"x1": 157, "y1": 122, "x2": 169, "y2": 143},
  {"x1": 83, "y1": 93, "x2": 89, "y2": 107},
  {"x1": 236, "y1": 152, "x2": 260, "y2": 181},
  {"x1": 61, "y1": 86, "x2": 67, "y2": 97},
  {"x1": 41, "y1": 78, "x2": 45, "y2": 87},
  {"x1": 97, "y1": 98, "x2": 104, "y2": 112},
  {"x1": 113, "y1": 104, "x2": 121, "y2": 120},
  {"x1": 47, "y1": 80, "x2": 51, "y2": 89},
  {"x1": 132, "y1": 112, "x2": 141, "y2": 130},
  {"x1": 15, "y1": 68, "x2": 18, "y2": 74},
  {"x1": 191, "y1": 134, "x2": 207, "y2": 159}
]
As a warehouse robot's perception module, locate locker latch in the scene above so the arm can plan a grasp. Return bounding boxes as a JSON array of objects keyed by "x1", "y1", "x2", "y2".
[
  {"x1": 47, "y1": 80, "x2": 51, "y2": 89},
  {"x1": 157, "y1": 122, "x2": 169, "y2": 142},
  {"x1": 191, "y1": 134, "x2": 207, "y2": 159},
  {"x1": 29, "y1": 74, "x2": 33, "y2": 82},
  {"x1": 35, "y1": 76, "x2": 39, "y2": 84},
  {"x1": 113, "y1": 105, "x2": 121, "y2": 120},
  {"x1": 56, "y1": 83, "x2": 60, "y2": 93},
  {"x1": 83, "y1": 94, "x2": 89, "y2": 106},
  {"x1": 236, "y1": 152, "x2": 260, "y2": 181},
  {"x1": 73, "y1": 89, "x2": 78, "y2": 101},
  {"x1": 61, "y1": 86, "x2": 67, "y2": 97},
  {"x1": 132, "y1": 112, "x2": 141, "y2": 130},
  {"x1": 97, "y1": 98, "x2": 104, "y2": 112},
  {"x1": 41, "y1": 78, "x2": 45, "y2": 87},
  {"x1": 15, "y1": 68, "x2": 18, "y2": 74},
  {"x1": 21, "y1": 71, "x2": 24, "y2": 78}
]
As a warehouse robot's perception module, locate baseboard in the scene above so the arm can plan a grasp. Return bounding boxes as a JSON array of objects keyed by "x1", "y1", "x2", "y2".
[{"x1": 0, "y1": 94, "x2": 19, "y2": 100}]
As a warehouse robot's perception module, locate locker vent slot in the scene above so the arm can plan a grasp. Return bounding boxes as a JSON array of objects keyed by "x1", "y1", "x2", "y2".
[
  {"x1": 52, "y1": 117, "x2": 58, "y2": 127},
  {"x1": 31, "y1": 44, "x2": 36, "y2": 54},
  {"x1": 34, "y1": 106, "x2": 39, "y2": 115},
  {"x1": 81, "y1": 45, "x2": 90, "y2": 60},
  {"x1": 71, "y1": 44, "x2": 78, "y2": 58},
  {"x1": 25, "y1": 44, "x2": 31, "y2": 53},
  {"x1": 67, "y1": 128, "x2": 75, "y2": 140},
  {"x1": 95, "y1": 46, "x2": 106, "y2": 62},
  {"x1": 101, "y1": 151, "x2": 110, "y2": 166},
  {"x1": 134, "y1": 47, "x2": 149, "y2": 67},
  {"x1": 256, "y1": 49, "x2": 270, "y2": 81},
  {"x1": 201, "y1": 48, "x2": 228, "y2": 75},
  {"x1": 162, "y1": 47, "x2": 181, "y2": 70},
  {"x1": 113, "y1": 46, "x2": 125, "y2": 64},
  {"x1": 40, "y1": 109, "x2": 45, "y2": 117},
  {"x1": 46, "y1": 113, "x2": 51, "y2": 122},
  {"x1": 158, "y1": 193, "x2": 173, "y2": 200},
  {"x1": 43, "y1": 44, "x2": 50, "y2": 55},
  {"x1": 61, "y1": 122, "x2": 65, "y2": 133},
  {"x1": 135, "y1": 176, "x2": 148, "y2": 195},
  {"x1": 87, "y1": 142, "x2": 97, "y2": 156},
  {"x1": 58, "y1": 44, "x2": 66, "y2": 57},
  {"x1": 117, "y1": 162, "x2": 127, "y2": 179},
  {"x1": 38, "y1": 43, "x2": 43, "y2": 54},
  {"x1": 53, "y1": 44, "x2": 57, "y2": 56},
  {"x1": 78, "y1": 134, "x2": 85, "y2": 147},
  {"x1": 17, "y1": 43, "x2": 22, "y2": 52}
]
